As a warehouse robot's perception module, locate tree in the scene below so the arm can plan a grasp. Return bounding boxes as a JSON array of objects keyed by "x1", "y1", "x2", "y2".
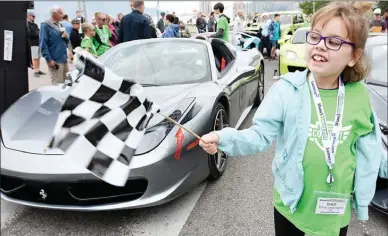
[
  {"x1": 377, "y1": 1, "x2": 388, "y2": 12},
  {"x1": 298, "y1": 1, "x2": 330, "y2": 15}
]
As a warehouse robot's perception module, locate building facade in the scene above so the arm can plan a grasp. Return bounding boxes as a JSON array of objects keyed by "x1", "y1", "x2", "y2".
[{"x1": 199, "y1": 1, "x2": 212, "y2": 15}]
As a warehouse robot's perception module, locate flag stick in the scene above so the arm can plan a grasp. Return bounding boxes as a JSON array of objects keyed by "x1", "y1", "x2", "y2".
[
  {"x1": 158, "y1": 113, "x2": 207, "y2": 143},
  {"x1": 158, "y1": 113, "x2": 223, "y2": 153}
]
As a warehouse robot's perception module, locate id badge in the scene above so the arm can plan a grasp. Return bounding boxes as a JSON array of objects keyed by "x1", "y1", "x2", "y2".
[{"x1": 313, "y1": 191, "x2": 351, "y2": 215}]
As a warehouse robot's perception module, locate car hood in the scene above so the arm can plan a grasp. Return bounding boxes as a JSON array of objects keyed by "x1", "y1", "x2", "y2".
[
  {"x1": 0, "y1": 83, "x2": 199, "y2": 154},
  {"x1": 281, "y1": 43, "x2": 306, "y2": 56}
]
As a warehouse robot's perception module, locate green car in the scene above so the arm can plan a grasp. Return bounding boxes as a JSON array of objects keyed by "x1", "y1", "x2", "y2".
[{"x1": 279, "y1": 27, "x2": 309, "y2": 75}]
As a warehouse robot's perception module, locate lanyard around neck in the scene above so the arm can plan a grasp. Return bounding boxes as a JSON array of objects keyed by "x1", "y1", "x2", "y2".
[
  {"x1": 308, "y1": 73, "x2": 345, "y2": 189},
  {"x1": 96, "y1": 26, "x2": 108, "y2": 38}
]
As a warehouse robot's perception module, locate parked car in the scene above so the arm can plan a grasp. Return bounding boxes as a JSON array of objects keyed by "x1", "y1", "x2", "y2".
[
  {"x1": 195, "y1": 31, "x2": 261, "y2": 50},
  {"x1": 279, "y1": 27, "x2": 309, "y2": 75},
  {"x1": 363, "y1": 34, "x2": 388, "y2": 215},
  {"x1": 0, "y1": 38, "x2": 265, "y2": 210}
]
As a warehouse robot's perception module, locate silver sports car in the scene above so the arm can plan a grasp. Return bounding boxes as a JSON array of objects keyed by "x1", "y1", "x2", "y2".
[
  {"x1": 365, "y1": 34, "x2": 388, "y2": 215},
  {"x1": 0, "y1": 38, "x2": 265, "y2": 210}
]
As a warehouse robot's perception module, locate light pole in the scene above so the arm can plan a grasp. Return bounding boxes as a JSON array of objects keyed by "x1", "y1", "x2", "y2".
[
  {"x1": 156, "y1": 0, "x2": 160, "y2": 21},
  {"x1": 82, "y1": 0, "x2": 87, "y2": 22},
  {"x1": 313, "y1": 1, "x2": 316, "y2": 14}
]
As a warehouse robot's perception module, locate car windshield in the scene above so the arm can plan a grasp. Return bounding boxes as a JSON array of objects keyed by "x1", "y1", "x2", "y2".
[
  {"x1": 99, "y1": 41, "x2": 211, "y2": 86},
  {"x1": 368, "y1": 44, "x2": 387, "y2": 86},
  {"x1": 292, "y1": 30, "x2": 308, "y2": 44}
]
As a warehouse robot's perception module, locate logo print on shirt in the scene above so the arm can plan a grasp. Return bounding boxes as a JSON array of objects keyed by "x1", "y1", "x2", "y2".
[{"x1": 308, "y1": 121, "x2": 352, "y2": 151}]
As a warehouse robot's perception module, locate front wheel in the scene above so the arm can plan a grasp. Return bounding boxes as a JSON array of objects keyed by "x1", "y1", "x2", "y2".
[{"x1": 207, "y1": 103, "x2": 229, "y2": 180}]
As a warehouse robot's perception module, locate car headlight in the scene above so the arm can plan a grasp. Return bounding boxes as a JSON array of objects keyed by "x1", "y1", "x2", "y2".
[
  {"x1": 286, "y1": 50, "x2": 297, "y2": 61},
  {"x1": 135, "y1": 98, "x2": 199, "y2": 155}
]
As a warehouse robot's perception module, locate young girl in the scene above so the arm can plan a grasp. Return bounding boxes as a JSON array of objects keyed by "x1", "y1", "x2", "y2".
[
  {"x1": 199, "y1": 2, "x2": 387, "y2": 236},
  {"x1": 80, "y1": 23, "x2": 98, "y2": 57}
]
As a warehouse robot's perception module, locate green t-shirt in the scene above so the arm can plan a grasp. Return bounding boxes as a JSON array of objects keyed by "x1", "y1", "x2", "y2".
[
  {"x1": 93, "y1": 25, "x2": 111, "y2": 56},
  {"x1": 274, "y1": 82, "x2": 373, "y2": 236},
  {"x1": 217, "y1": 16, "x2": 229, "y2": 42},
  {"x1": 81, "y1": 37, "x2": 98, "y2": 56}
]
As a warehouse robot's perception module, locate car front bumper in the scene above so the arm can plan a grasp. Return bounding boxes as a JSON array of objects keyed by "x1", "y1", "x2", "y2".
[
  {"x1": 279, "y1": 57, "x2": 306, "y2": 75},
  {"x1": 0, "y1": 134, "x2": 209, "y2": 211}
]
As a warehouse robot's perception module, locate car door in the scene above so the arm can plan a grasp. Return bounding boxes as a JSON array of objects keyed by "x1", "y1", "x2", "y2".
[
  {"x1": 212, "y1": 40, "x2": 249, "y2": 127},
  {"x1": 224, "y1": 41, "x2": 259, "y2": 109}
]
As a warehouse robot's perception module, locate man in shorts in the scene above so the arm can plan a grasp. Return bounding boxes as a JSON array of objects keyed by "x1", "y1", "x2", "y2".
[
  {"x1": 269, "y1": 13, "x2": 281, "y2": 60},
  {"x1": 27, "y1": 10, "x2": 46, "y2": 77}
]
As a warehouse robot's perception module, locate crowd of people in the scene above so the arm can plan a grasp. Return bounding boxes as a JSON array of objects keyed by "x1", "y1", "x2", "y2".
[{"x1": 26, "y1": 1, "x2": 235, "y2": 85}]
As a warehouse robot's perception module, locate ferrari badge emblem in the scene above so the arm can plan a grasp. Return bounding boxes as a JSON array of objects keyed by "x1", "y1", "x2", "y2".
[{"x1": 39, "y1": 189, "x2": 47, "y2": 200}]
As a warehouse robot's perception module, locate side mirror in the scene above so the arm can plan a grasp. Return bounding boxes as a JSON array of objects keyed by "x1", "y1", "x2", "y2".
[{"x1": 236, "y1": 66, "x2": 255, "y2": 77}]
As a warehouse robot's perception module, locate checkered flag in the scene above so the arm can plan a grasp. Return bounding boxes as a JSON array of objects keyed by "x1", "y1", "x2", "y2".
[{"x1": 49, "y1": 51, "x2": 159, "y2": 187}]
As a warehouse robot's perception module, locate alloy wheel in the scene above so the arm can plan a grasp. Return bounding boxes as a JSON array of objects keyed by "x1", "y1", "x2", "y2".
[
  {"x1": 212, "y1": 109, "x2": 228, "y2": 171},
  {"x1": 258, "y1": 68, "x2": 265, "y2": 102}
]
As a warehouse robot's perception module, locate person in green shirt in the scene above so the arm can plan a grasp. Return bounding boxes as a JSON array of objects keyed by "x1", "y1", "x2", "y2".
[
  {"x1": 93, "y1": 12, "x2": 112, "y2": 56},
  {"x1": 208, "y1": 2, "x2": 230, "y2": 42},
  {"x1": 80, "y1": 22, "x2": 98, "y2": 57}
]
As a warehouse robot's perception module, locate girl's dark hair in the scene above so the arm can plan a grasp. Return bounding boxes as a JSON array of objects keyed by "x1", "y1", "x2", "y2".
[
  {"x1": 213, "y1": 3, "x2": 224, "y2": 13},
  {"x1": 166, "y1": 14, "x2": 175, "y2": 23}
]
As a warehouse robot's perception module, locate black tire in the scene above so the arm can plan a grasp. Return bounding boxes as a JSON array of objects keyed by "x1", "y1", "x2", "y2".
[
  {"x1": 207, "y1": 103, "x2": 228, "y2": 180},
  {"x1": 254, "y1": 63, "x2": 265, "y2": 106}
]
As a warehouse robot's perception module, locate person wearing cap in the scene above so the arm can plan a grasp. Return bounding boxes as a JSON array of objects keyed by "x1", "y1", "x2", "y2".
[
  {"x1": 70, "y1": 19, "x2": 82, "y2": 57},
  {"x1": 157, "y1": 12, "x2": 166, "y2": 33},
  {"x1": 27, "y1": 11, "x2": 46, "y2": 77},
  {"x1": 370, "y1": 8, "x2": 386, "y2": 32}
]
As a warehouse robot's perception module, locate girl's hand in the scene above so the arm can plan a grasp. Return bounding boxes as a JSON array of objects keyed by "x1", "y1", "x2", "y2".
[{"x1": 199, "y1": 132, "x2": 219, "y2": 155}]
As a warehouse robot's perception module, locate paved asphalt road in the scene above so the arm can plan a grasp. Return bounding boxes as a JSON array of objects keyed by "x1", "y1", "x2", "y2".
[{"x1": 1, "y1": 59, "x2": 387, "y2": 236}]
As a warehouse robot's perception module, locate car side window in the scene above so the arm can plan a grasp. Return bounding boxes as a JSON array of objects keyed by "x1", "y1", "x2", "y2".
[{"x1": 210, "y1": 40, "x2": 236, "y2": 74}]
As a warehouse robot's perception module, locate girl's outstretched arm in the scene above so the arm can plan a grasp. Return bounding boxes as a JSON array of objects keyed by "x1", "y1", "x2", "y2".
[{"x1": 215, "y1": 81, "x2": 284, "y2": 157}]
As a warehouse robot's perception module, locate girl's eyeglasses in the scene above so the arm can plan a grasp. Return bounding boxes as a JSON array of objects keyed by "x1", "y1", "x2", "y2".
[{"x1": 306, "y1": 31, "x2": 355, "y2": 51}]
